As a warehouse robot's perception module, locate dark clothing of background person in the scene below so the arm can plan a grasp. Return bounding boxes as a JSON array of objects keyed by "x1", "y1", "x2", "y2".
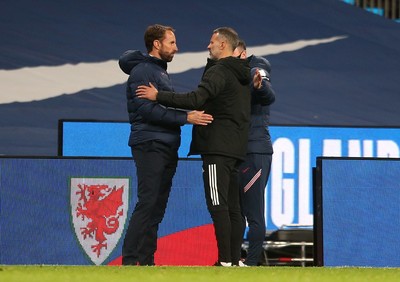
[
  {"x1": 119, "y1": 50, "x2": 186, "y2": 266},
  {"x1": 239, "y1": 55, "x2": 276, "y2": 266},
  {"x1": 154, "y1": 56, "x2": 251, "y2": 265}
]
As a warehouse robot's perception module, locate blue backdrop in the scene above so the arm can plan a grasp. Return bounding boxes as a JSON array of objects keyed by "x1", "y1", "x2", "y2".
[
  {"x1": 316, "y1": 157, "x2": 400, "y2": 267},
  {"x1": 1, "y1": 0, "x2": 400, "y2": 156},
  {"x1": 59, "y1": 121, "x2": 400, "y2": 230},
  {"x1": 0, "y1": 157, "x2": 211, "y2": 265}
]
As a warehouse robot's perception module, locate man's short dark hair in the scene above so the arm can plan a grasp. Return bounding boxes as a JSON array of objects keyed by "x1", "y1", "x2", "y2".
[{"x1": 144, "y1": 24, "x2": 175, "y2": 53}]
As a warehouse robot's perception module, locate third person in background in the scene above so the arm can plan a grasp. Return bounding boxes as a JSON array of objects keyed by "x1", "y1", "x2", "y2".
[{"x1": 233, "y1": 39, "x2": 276, "y2": 266}]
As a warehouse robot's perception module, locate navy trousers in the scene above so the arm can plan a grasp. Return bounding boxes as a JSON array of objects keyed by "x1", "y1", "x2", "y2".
[
  {"x1": 122, "y1": 141, "x2": 178, "y2": 265},
  {"x1": 239, "y1": 153, "x2": 272, "y2": 266}
]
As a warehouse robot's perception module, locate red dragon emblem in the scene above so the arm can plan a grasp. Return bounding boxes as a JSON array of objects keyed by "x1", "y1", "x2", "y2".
[{"x1": 70, "y1": 178, "x2": 129, "y2": 265}]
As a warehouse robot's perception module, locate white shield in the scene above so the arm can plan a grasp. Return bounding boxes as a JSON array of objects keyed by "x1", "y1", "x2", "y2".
[{"x1": 70, "y1": 177, "x2": 130, "y2": 265}]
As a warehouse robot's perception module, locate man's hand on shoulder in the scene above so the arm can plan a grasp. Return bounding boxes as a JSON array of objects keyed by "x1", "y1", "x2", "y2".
[{"x1": 136, "y1": 82, "x2": 158, "y2": 101}]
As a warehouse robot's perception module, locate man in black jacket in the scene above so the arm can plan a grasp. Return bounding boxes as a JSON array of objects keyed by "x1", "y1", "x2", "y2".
[
  {"x1": 233, "y1": 40, "x2": 276, "y2": 266},
  {"x1": 136, "y1": 27, "x2": 251, "y2": 267},
  {"x1": 119, "y1": 24, "x2": 213, "y2": 266}
]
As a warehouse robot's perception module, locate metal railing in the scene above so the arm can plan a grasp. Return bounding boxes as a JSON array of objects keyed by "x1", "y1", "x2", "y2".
[{"x1": 342, "y1": 0, "x2": 400, "y2": 21}]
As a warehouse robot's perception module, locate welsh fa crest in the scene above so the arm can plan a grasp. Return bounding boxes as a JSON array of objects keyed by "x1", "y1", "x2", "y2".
[{"x1": 70, "y1": 177, "x2": 130, "y2": 265}]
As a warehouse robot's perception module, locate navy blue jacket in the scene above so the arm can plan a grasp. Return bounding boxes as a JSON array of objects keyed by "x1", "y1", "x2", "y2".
[
  {"x1": 247, "y1": 55, "x2": 276, "y2": 154},
  {"x1": 119, "y1": 50, "x2": 187, "y2": 150}
]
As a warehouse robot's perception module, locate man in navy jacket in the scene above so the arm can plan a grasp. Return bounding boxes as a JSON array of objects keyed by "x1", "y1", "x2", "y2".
[
  {"x1": 119, "y1": 24, "x2": 213, "y2": 266},
  {"x1": 233, "y1": 39, "x2": 276, "y2": 266}
]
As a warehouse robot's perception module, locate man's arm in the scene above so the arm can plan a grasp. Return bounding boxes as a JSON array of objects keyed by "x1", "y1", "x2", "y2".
[
  {"x1": 129, "y1": 68, "x2": 212, "y2": 126},
  {"x1": 136, "y1": 82, "x2": 212, "y2": 110},
  {"x1": 136, "y1": 67, "x2": 223, "y2": 110},
  {"x1": 128, "y1": 79, "x2": 187, "y2": 126}
]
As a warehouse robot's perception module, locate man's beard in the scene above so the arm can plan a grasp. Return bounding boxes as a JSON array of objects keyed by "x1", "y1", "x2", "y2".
[
  {"x1": 208, "y1": 50, "x2": 218, "y2": 60},
  {"x1": 160, "y1": 52, "x2": 174, "y2": 62}
]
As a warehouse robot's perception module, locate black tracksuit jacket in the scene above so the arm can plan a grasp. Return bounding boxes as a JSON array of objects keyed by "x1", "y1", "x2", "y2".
[{"x1": 156, "y1": 56, "x2": 251, "y2": 161}]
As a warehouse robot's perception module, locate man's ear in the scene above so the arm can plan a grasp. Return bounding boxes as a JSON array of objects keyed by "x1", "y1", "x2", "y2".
[{"x1": 153, "y1": 40, "x2": 161, "y2": 50}]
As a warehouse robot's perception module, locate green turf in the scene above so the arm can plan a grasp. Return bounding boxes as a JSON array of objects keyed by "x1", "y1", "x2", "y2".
[{"x1": 1, "y1": 266, "x2": 399, "y2": 282}]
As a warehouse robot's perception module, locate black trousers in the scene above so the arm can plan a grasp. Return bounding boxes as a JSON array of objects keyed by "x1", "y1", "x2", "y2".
[
  {"x1": 202, "y1": 154, "x2": 245, "y2": 264},
  {"x1": 122, "y1": 141, "x2": 178, "y2": 265},
  {"x1": 238, "y1": 153, "x2": 272, "y2": 265}
]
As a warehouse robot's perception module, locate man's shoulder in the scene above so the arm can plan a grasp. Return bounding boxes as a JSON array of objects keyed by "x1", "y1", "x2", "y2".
[
  {"x1": 249, "y1": 55, "x2": 271, "y2": 72},
  {"x1": 131, "y1": 59, "x2": 164, "y2": 76},
  {"x1": 202, "y1": 64, "x2": 227, "y2": 82},
  {"x1": 207, "y1": 59, "x2": 235, "y2": 73}
]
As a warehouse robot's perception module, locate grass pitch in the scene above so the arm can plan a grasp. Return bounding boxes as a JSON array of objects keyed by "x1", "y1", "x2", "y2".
[{"x1": 1, "y1": 265, "x2": 400, "y2": 282}]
